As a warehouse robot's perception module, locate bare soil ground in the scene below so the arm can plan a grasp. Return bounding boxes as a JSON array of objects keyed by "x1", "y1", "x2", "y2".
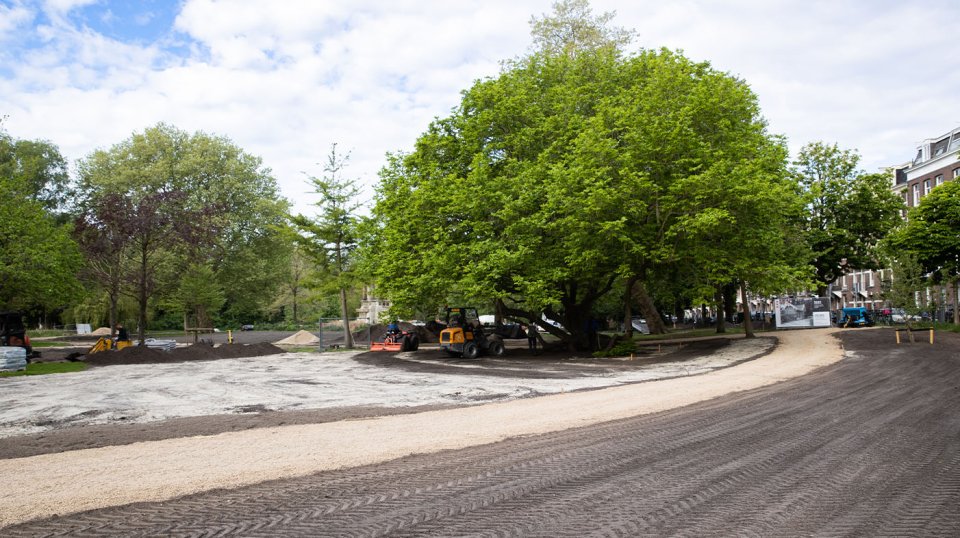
[
  {"x1": 4, "y1": 328, "x2": 958, "y2": 536},
  {"x1": 0, "y1": 329, "x2": 837, "y2": 528},
  {"x1": 1, "y1": 337, "x2": 741, "y2": 459}
]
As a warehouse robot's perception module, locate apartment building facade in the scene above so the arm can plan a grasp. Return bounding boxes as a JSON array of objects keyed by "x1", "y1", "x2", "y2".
[{"x1": 831, "y1": 125, "x2": 959, "y2": 313}]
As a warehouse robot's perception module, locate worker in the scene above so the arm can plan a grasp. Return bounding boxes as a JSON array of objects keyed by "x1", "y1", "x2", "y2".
[
  {"x1": 115, "y1": 323, "x2": 129, "y2": 343},
  {"x1": 385, "y1": 320, "x2": 402, "y2": 344},
  {"x1": 526, "y1": 323, "x2": 538, "y2": 355}
]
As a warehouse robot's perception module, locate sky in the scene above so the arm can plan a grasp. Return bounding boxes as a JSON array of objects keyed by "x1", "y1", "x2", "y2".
[{"x1": 2, "y1": 0, "x2": 959, "y2": 215}]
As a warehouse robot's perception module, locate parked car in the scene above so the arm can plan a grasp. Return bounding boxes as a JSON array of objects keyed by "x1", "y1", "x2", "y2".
[
  {"x1": 889, "y1": 308, "x2": 918, "y2": 323},
  {"x1": 240, "y1": 324, "x2": 254, "y2": 331}
]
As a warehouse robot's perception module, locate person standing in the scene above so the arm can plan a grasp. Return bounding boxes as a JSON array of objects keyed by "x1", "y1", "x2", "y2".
[{"x1": 526, "y1": 323, "x2": 538, "y2": 355}]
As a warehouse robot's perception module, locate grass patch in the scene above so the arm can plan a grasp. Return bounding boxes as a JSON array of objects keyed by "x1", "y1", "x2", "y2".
[
  {"x1": 30, "y1": 341, "x2": 75, "y2": 348},
  {"x1": 1, "y1": 361, "x2": 87, "y2": 377}
]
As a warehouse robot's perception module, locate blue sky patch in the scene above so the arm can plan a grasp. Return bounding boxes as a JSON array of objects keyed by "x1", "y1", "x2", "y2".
[{"x1": 68, "y1": 0, "x2": 180, "y2": 45}]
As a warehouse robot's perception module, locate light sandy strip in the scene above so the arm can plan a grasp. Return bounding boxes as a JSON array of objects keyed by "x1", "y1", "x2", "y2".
[{"x1": 0, "y1": 328, "x2": 842, "y2": 528}]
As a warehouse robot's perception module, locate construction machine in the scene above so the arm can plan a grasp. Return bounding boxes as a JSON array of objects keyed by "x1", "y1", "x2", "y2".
[
  {"x1": 369, "y1": 322, "x2": 420, "y2": 352},
  {"x1": 88, "y1": 336, "x2": 135, "y2": 353},
  {"x1": 0, "y1": 311, "x2": 39, "y2": 361},
  {"x1": 439, "y1": 307, "x2": 505, "y2": 359}
]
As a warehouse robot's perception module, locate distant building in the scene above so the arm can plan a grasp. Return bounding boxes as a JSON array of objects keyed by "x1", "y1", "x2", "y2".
[
  {"x1": 892, "y1": 125, "x2": 960, "y2": 209},
  {"x1": 357, "y1": 285, "x2": 390, "y2": 325},
  {"x1": 832, "y1": 125, "x2": 959, "y2": 314}
]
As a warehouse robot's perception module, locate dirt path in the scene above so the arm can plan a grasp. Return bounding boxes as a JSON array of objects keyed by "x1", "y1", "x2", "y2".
[{"x1": 0, "y1": 328, "x2": 842, "y2": 528}]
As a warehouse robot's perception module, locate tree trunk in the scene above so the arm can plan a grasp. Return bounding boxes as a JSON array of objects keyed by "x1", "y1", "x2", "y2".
[
  {"x1": 636, "y1": 281, "x2": 666, "y2": 334},
  {"x1": 137, "y1": 247, "x2": 148, "y2": 344},
  {"x1": 954, "y1": 277, "x2": 960, "y2": 325},
  {"x1": 741, "y1": 280, "x2": 755, "y2": 338},
  {"x1": 623, "y1": 276, "x2": 636, "y2": 338},
  {"x1": 715, "y1": 286, "x2": 726, "y2": 334},
  {"x1": 292, "y1": 285, "x2": 299, "y2": 325},
  {"x1": 339, "y1": 286, "x2": 353, "y2": 348},
  {"x1": 108, "y1": 293, "x2": 118, "y2": 339}
]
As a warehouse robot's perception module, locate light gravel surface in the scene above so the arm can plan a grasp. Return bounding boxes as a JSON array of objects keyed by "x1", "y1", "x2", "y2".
[
  {"x1": 0, "y1": 329, "x2": 842, "y2": 528},
  {"x1": 0, "y1": 336, "x2": 773, "y2": 438}
]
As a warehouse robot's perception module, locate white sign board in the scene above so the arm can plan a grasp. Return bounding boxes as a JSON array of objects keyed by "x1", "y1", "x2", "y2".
[{"x1": 76, "y1": 323, "x2": 92, "y2": 335}]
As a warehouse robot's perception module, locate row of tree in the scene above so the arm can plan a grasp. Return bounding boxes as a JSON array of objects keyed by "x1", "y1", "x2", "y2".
[
  {"x1": 0, "y1": 119, "x2": 356, "y2": 341},
  {"x1": 3, "y1": 1, "x2": 955, "y2": 346}
]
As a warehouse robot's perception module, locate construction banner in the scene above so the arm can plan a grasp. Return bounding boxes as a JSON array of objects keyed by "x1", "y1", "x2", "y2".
[{"x1": 774, "y1": 297, "x2": 831, "y2": 329}]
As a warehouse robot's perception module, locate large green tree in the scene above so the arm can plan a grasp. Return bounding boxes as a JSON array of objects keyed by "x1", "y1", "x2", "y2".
[
  {"x1": 887, "y1": 179, "x2": 960, "y2": 324},
  {"x1": 75, "y1": 123, "x2": 290, "y2": 337},
  {"x1": 0, "y1": 127, "x2": 82, "y2": 316},
  {"x1": 372, "y1": 5, "x2": 795, "y2": 349},
  {"x1": 792, "y1": 142, "x2": 903, "y2": 291}
]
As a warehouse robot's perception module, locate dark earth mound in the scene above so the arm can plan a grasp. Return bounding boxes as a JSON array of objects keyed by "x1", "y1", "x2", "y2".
[{"x1": 81, "y1": 342, "x2": 286, "y2": 366}]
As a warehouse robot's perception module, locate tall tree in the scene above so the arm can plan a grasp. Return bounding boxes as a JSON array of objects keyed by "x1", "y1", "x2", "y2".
[
  {"x1": 0, "y1": 127, "x2": 73, "y2": 218},
  {"x1": 0, "y1": 127, "x2": 82, "y2": 314},
  {"x1": 529, "y1": 0, "x2": 633, "y2": 56},
  {"x1": 793, "y1": 142, "x2": 903, "y2": 291},
  {"x1": 76, "y1": 123, "x2": 287, "y2": 339},
  {"x1": 887, "y1": 180, "x2": 960, "y2": 324},
  {"x1": 291, "y1": 144, "x2": 362, "y2": 347},
  {"x1": 372, "y1": 5, "x2": 793, "y2": 349}
]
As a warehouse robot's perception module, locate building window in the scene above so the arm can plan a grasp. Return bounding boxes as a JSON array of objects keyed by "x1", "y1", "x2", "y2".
[
  {"x1": 912, "y1": 184, "x2": 919, "y2": 205},
  {"x1": 954, "y1": 167, "x2": 959, "y2": 178},
  {"x1": 935, "y1": 174, "x2": 943, "y2": 186},
  {"x1": 924, "y1": 179, "x2": 932, "y2": 195},
  {"x1": 932, "y1": 137, "x2": 950, "y2": 157}
]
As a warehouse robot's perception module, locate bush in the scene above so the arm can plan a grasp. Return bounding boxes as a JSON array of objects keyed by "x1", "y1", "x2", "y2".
[{"x1": 592, "y1": 340, "x2": 638, "y2": 358}]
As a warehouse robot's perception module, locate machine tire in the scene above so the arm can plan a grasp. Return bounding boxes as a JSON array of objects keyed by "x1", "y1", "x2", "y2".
[
  {"x1": 400, "y1": 335, "x2": 411, "y2": 352},
  {"x1": 487, "y1": 340, "x2": 505, "y2": 357},
  {"x1": 408, "y1": 334, "x2": 420, "y2": 351},
  {"x1": 462, "y1": 341, "x2": 479, "y2": 360}
]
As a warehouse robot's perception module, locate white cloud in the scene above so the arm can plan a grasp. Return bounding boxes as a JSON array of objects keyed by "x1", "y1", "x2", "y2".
[{"x1": 2, "y1": 0, "x2": 959, "y2": 215}]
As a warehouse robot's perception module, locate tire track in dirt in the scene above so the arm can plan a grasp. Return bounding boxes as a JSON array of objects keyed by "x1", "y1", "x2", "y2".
[{"x1": 5, "y1": 330, "x2": 958, "y2": 536}]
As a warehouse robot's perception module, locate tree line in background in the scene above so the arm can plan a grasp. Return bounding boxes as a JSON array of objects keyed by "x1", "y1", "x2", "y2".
[
  {"x1": 1, "y1": 1, "x2": 955, "y2": 346},
  {"x1": 0, "y1": 119, "x2": 356, "y2": 341}
]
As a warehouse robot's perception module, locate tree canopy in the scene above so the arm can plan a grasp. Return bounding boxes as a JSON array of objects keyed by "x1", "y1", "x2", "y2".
[
  {"x1": 0, "y1": 127, "x2": 82, "y2": 313},
  {"x1": 886, "y1": 179, "x2": 960, "y2": 323},
  {"x1": 792, "y1": 142, "x2": 903, "y2": 290},
  {"x1": 75, "y1": 123, "x2": 290, "y2": 337},
  {"x1": 372, "y1": 26, "x2": 801, "y2": 348}
]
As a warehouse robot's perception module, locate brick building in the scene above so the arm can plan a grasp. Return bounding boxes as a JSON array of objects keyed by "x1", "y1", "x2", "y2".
[
  {"x1": 892, "y1": 125, "x2": 960, "y2": 210},
  {"x1": 831, "y1": 125, "x2": 959, "y2": 314}
]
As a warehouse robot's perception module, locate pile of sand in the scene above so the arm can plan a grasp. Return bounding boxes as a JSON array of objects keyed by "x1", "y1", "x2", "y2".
[
  {"x1": 274, "y1": 330, "x2": 320, "y2": 345},
  {"x1": 89, "y1": 327, "x2": 112, "y2": 336}
]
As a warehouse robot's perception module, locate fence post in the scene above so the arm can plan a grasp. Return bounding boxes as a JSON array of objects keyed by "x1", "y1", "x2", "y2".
[{"x1": 318, "y1": 319, "x2": 323, "y2": 352}]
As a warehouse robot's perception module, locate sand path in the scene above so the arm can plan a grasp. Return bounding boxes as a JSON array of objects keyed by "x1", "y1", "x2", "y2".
[{"x1": 0, "y1": 328, "x2": 842, "y2": 528}]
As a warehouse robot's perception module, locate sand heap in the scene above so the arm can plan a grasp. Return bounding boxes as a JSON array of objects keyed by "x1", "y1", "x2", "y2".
[
  {"x1": 274, "y1": 330, "x2": 321, "y2": 345},
  {"x1": 89, "y1": 327, "x2": 112, "y2": 336}
]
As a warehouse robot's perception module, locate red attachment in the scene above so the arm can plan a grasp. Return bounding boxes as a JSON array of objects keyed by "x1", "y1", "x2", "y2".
[{"x1": 369, "y1": 332, "x2": 405, "y2": 352}]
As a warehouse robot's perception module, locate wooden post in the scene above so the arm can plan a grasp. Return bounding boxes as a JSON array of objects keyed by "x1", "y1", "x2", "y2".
[
  {"x1": 895, "y1": 330, "x2": 901, "y2": 344},
  {"x1": 930, "y1": 329, "x2": 934, "y2": 344}
]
